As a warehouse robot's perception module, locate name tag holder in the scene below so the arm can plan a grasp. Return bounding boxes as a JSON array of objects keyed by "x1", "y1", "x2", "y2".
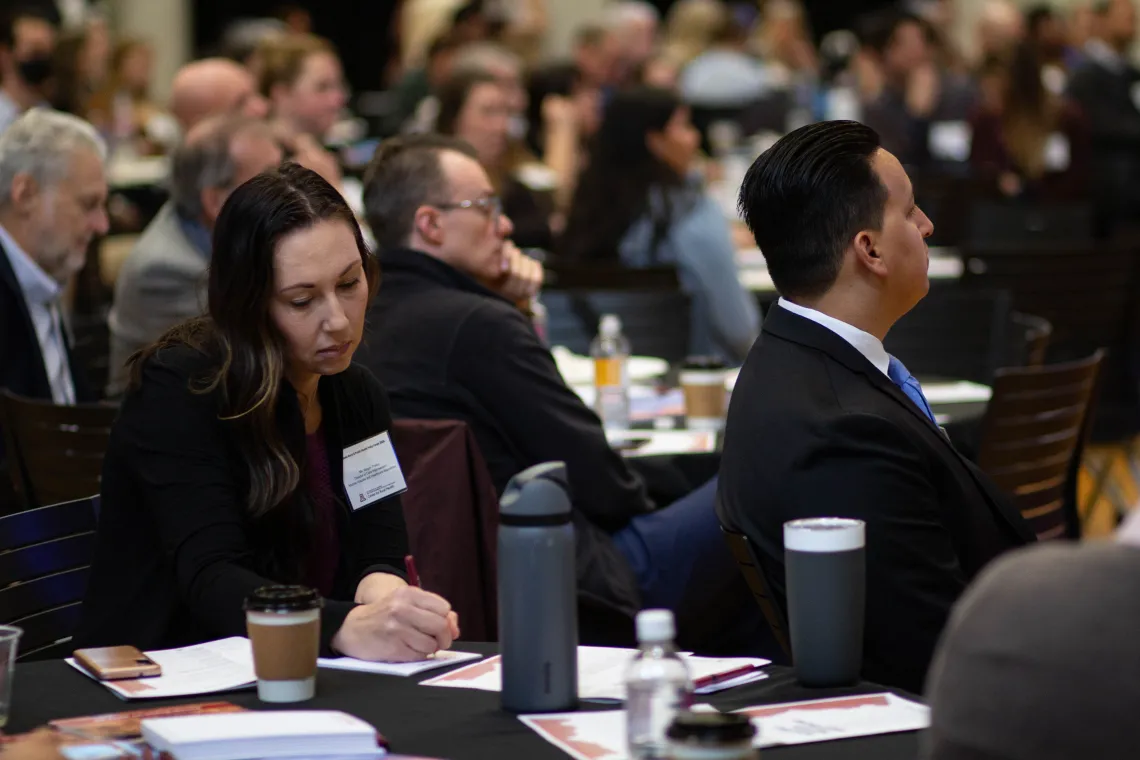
[{"x1": 342, "y1": 432, "x2": 408, "y2": 509}]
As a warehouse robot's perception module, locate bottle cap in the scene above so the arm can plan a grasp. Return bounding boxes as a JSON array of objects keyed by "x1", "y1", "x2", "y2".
[
  {"x1": 636, "y1": 609, "x2": 675, "y2": 642},
  {"x1": 599, "y1": 314, "x2": 622, "y2": 336}
]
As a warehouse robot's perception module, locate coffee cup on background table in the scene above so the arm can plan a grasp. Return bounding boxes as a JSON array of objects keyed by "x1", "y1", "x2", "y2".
[
  {"x1": 245, "y1": 585, "x2": 322, "y2": 703},
  {"x1": 680, "y1": 357, "x2": 728, "y2": 431}
]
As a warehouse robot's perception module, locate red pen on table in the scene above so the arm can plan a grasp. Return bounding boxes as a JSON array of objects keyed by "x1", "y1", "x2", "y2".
[
  {"x1": 693, "y1": 664, "x2": 765, "y2": 690},
  {"x1": 404, "y1": 554, "x2": 422, "y2": 588}
]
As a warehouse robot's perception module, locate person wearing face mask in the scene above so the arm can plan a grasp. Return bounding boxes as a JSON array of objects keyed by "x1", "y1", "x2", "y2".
[
  {"x1": 0, "y1": 8, "x2": 58, "y2": 134},
  {"x1": 561, "y1": 87, "x2": 760, "y2": 365},
  {"x1": 76, "y1": 162, "x2": 460, "y2": 662},
  {"x1": 0, "y1": 108, "x2": 107, "y2": 405}
]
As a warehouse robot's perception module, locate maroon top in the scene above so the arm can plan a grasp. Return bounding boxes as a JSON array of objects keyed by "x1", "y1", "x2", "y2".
[{"x1": 304, "y1": 428, "x2": 341, "y2": 597}]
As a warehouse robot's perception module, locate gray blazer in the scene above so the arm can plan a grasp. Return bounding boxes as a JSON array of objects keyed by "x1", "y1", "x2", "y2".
[
  {"x1": 107, "y1": 203, "x2": 210, "y2": 396},
  {"x1": 925, "y1": 541, "x2": 1140, "y2": 760}
]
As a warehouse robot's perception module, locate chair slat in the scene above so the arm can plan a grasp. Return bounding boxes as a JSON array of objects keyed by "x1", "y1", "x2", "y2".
[
  {"x1": 0, "y1": 567, "x2": 90, "y2": 620},
  {"x1": 11, "y1": 603, "x2": 83, "y2": 657}
]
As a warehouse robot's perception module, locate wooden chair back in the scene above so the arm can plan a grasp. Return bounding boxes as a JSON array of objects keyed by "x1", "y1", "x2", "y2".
[
  {"x1": 0, "y1": 390, "x2": 117, "y2": 508},
  {"x1": 977, "y1": 351, "x2": 1105, "y2": 540}
]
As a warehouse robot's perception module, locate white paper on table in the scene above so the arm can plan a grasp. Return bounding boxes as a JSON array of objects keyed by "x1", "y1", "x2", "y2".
[
  {"x1": 421, "y1": 648, "x2": 768, "y2": 701},
  {"x1": 733, "y1": 692, "x2": 930, "y2": 748},
  {"x1": 922, "y1": 381, "x2": 992, "y2": 405},
  {"x1": 609, "y1": 430, "x2": 719, "y2": 458},
  {"x1": 739, "y1": 254, "x2": 961, "y2": 293},
  {"x1": 692, "y1": 669, "x2": 769, "y2": 695},
  {"x1": 520, "y1": 711, "x2": 627, "y2": 760},
  {"x1": 318, "y1": 649, "x2": 483, "y2": 676},
  {"x1": 66, "y1": 637, "x2": 256, "y2": 700}
]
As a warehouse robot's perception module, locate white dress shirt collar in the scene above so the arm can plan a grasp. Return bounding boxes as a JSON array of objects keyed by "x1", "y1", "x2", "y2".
[
  {"x1": 777, "y1": 297, "x2": 891, "y2": 377},
  {"x1": 0, "y1": 222, "x2": 61, "y2": 306}
]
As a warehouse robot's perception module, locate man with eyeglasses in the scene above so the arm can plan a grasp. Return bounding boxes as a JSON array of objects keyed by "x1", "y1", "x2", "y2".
[
  {"x1": 106, "y1": 116, "x2": 282, "y2": 396},
  {"x1": 357, "y1": 134, "x2": 764, "y2": 652}
]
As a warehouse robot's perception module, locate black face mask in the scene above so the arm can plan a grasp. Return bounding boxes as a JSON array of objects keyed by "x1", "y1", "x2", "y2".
[{"x1": 16, "y1": 55, "x2": 53, "y2": 86}]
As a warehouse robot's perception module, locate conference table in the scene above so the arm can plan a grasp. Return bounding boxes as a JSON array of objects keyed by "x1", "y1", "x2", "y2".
[{"x1": 7, "y1": 643, "x2": 922, "y2": 759}]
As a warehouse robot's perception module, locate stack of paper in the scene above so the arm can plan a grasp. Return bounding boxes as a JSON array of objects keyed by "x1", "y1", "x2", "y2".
[
  {"x1": 421, "y1": 647, "x2": 769, "y2": 700},
  {"x1": 66, "y1": 638, "x2": 257, "y2": 700},
  {"x1": 519, "y1": 692, "x2": 930, "y2": 759},
  {"x1": 318, "y1": 650, "x2": 483, "y2": 676},
  {"x1": 141, "y1": 710, "x2": 383, "y2": 760}
]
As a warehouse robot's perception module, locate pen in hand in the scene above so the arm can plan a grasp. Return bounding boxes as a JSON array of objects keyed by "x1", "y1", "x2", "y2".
[{"x1": 404, "y1": 554, "x2": 421, "y2": 588}]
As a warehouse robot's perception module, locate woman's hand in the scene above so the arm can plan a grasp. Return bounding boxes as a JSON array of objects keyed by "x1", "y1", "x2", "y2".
[{"x1": 332, "y1": 586, "x2": 461, "y2": 662}]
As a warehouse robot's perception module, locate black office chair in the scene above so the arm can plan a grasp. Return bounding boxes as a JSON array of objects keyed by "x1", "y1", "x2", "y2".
[
  {"x1": 0, "y1": 495, "x2": 99, "y2": 661},
  {"x1": 720, "y1": 526, "x2": 791, "y2": 661}
]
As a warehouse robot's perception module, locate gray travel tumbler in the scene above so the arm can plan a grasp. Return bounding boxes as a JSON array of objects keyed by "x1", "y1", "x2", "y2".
[
  {"x1": 783, "y1": 518, "x2": 866, "y2": 687},
  {"x1": 499, "y1": 461, "x2": 579, "y2": 713}
]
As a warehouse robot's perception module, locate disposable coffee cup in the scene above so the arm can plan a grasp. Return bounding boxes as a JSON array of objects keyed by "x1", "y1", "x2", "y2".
[
  {"x1": 245, "y1": 585, "x2": 322, "y2": 703},
  {"x1": 680, "y1": 357, "x2": 727, "y2": 431},
  {"x1": 783, "y1": 518, "x2": 865, "y2": 687}
]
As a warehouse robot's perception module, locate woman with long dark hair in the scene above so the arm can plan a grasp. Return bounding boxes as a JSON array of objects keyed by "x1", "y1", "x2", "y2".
[
  {"x1": 561, "y1": 87, "x2": 759, "y2": 364},
  {"x1": 969, "y1": 42, "x2": 1090, "y2": 200},
  {"x1": 76, "y1": 163, "x2": 458, "y2": 662}
]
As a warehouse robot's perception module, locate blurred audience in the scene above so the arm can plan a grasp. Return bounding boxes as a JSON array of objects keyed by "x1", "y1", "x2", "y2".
[
  {"x1": 924, "y1": 540, "x2": 1140, "y2": 760},
  {"x1": 0, "y1": 109, "x2": 107, "y2": 405},
  {"x1": 107, "y1": 116, "x2": 283, "y2": 396},
  {"x1": 169, "y1": 57, "x2": 268, "y2": 131},
  {"x1": 969, "y1": 43, "x2": 1090, "y2": 201},
  {"x1": 603, "y1": 1, "x2": 660, "y2": 87},
  {"x1": 569, "y1": 23, "x2": 620, "y2": 90},
  {"x1": 88, "y1": 39, "x2": 175, "y2": 153},
  {"x1": 0, "y1": 7, "x2": 57, "y2": 134},
  {"x1": 561, "y1": 87, "x2": 760, "y2": 364},
  {"x1": 662, "y1": 0, "x2": 729, "y2": 69},
  {"x1": 436, "y1": 69, "x2": 565, "y2": 249},
  {"x1": 752, "y1": 0, "x2": 818, "y2": 88},
  {"x1": 856, "y1": 8, "x2": 977, "y2": 168},
  {"x1": 681, "y1": 16, "x2": 771, "y2": 108},
  {"x1": 50, "y1": 16, "x2": 109, "y2": 117},
  {"x1": 1065, "y1": 0, "x2": 1140, "y2": 233},
  {"x1": 975, "y1": 0, "x2": 1027, "y2": 66},
  {"x1": 383, "y1": 32, "x2": 461, "y2": 136},
  {"x1": 257, "y1": 33, "x2": 348, "y2": 142}
]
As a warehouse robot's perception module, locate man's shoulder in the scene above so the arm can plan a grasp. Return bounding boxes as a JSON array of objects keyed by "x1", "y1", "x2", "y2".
[{"x1": 120, "y1": 208, "x2": 207, "y2": 282}]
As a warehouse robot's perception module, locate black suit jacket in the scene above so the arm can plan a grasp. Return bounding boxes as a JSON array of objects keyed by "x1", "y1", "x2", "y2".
[
  {"x1": 0, "y1": 238, "x2": 93, "y2": 402},
  {"x1": 75, "y1": 343, "x2": 409, "y2": 652},
  {"x1": 717, "y1": 305, "x2": 1035, "y2": 693},
  {"x1": 356, "y1": 247, "x2": 646, "y2": 624}
]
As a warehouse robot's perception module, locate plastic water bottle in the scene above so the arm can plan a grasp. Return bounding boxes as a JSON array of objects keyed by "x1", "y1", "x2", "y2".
[
  {"x1": 590, "y1": 314, "x2": 631, "y2": 429},
  {"x1": 498, "y1": 462, "x2": 579, "y2": 713},
  {"x1": 626, "y1": 609, "x2": 692, "y2": 759}
]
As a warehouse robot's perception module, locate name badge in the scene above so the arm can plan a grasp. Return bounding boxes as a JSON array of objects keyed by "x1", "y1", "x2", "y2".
[{"x1": 342, "y1": 432, "x2": 407, "y2": 509}]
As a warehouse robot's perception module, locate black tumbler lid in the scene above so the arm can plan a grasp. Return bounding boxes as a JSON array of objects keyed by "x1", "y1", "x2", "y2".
[
  {"x1": 245, "y1": 585, "x2": 322, "y2": 612},
  {"x1": 666, "y1": 711, "x2": 756, "y2": 744},
  {"x1": 681, "y1": 355, "x2": 728, "y2": 371}
]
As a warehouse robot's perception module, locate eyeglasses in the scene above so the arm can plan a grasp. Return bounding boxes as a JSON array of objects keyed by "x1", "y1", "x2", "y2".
[{"x1": 434, "y1": 196, "x2": 502, "y2": 223}]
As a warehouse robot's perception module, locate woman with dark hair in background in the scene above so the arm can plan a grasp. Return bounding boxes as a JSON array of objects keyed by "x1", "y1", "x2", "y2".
[
  {"x1": 561, "y1": 87, "x2": 759, "y2": 364},
  {"x1": 436, "y1": 68, "x2": 579, "y2": 250},
  {"x1": 969, "y1": 42, "x2": 1090, "y2": 200},
  {"x1": 76, "y1": 163, "x2": 459, "y2": 662}
]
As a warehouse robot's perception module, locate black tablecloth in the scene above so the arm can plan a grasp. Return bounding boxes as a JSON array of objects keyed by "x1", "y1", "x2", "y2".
[{"x1": 8, "y1": 644, "x2": 922, "y2": 759}]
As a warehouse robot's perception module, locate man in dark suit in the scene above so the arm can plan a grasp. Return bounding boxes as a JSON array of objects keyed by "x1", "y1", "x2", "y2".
[
  {"x1": 356, "y1": 134, "x2": 761, "y2": 650},
  {"x1": 0, "y1": 108, "x2": 106, "y2": 508},
  {"x1": 718, "y1": 120, "x2": 1035, "y2": 693}
]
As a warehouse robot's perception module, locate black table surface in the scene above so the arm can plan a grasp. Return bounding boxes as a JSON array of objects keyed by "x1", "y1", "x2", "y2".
[{"x1": 8, "y1": 643, "x2": 922, "y2": 759}]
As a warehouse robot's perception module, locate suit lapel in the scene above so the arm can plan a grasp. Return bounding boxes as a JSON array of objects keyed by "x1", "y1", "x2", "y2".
[
  {"x1": 764, "y1": 305, "x2": 1035, "y2": 542},
  {"x1": 0, "y1": 241, "x2": 52, "y2": 398}
]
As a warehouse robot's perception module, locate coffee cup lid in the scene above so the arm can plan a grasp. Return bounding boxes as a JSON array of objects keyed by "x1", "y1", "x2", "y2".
[
  {"x1": 245, "y1": 585, "x2": 322, "y2": 613},
  {"x1": 667, "y1": 711, "x2": 756, "y2": 744},
  {"x1": 681, "y1": 355, "x2": 728, "y2": 371}
]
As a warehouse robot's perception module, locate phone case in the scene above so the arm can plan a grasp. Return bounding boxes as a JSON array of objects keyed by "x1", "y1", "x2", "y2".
[{"x1": 73, "y1": 646, "x2": 163, "y2": 680}]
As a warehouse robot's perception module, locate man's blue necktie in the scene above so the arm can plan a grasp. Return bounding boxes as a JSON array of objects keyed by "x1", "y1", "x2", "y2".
[{"x1": 887, "y1": 356, "x2": 937, "y2": 424}]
